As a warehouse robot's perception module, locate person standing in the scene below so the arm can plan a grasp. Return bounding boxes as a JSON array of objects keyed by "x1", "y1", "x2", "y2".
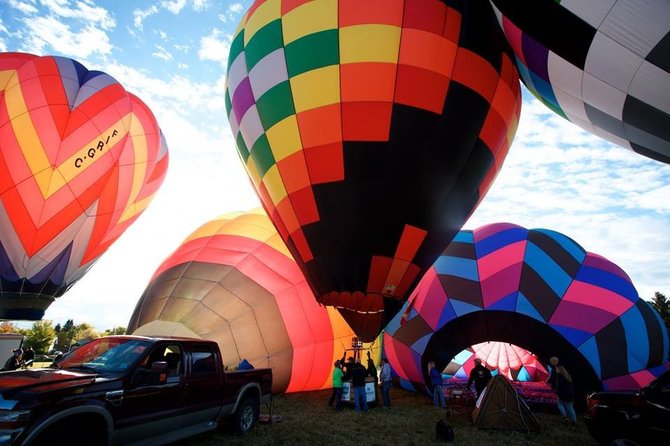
[
  {"x1": 428, "y1": 360, "x2": 447, "y2": 409},
  {"x1": 351, "y1": 359, "x2": 368, "y2": 413},
  {"x1": 329, "y1": 360, "x2": 344, "y2": 410},
  {"x1": 22, "y1": 346, "x2": 35, "y2": 367},
  {"x1": 2, "y1": 349, "x2": 23, "y2": 371},
  {"x1": 379, "y1": 357, "x2": 392, "y2": 408},
  {"x1": 547, "y1": 356, "x2": 577, "y2": 425},
  {"x1": 466, "y1": 358, "x2": 492, "y2": 397}
]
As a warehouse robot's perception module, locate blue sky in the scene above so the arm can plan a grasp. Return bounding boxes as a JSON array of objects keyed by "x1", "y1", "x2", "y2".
[{"x1": 1, "y1": 0, "x2": 669, "y2": 331}]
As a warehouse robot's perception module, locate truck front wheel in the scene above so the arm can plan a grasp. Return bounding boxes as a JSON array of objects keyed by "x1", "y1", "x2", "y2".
[{"x1": 234, "y1": 397, "x2": 259, "y2": 434}]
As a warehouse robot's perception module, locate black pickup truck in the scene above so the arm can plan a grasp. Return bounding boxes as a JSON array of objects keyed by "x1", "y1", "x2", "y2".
[{"x1": 0, "y1": 335, "x2": 272, "y2": 446}]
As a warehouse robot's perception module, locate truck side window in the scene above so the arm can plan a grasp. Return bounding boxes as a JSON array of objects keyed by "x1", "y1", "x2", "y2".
[{"x1": 191, "y1": 347, "x2": 216, "y2": 375}]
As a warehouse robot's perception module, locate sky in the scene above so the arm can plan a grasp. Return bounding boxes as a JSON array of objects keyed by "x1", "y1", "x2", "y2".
[{"x1": 1, "y1": 0, "x2": 669, "y2": 332}]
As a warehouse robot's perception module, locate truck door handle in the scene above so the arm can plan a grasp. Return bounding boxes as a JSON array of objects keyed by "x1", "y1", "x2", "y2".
[{"x1": 106, "y1": 390, "x2": 124, "y2": 406}]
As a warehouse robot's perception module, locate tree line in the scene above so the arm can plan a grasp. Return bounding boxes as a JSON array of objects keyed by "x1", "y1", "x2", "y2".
[{"x1": 0, "y1": 319, "x2": 126, "y2": 354}]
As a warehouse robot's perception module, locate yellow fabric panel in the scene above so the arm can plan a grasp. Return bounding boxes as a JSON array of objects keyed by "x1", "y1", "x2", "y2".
[
  {"x1": 262, "y1": 164, "x2": 288, "y2": 204},
  {"x1": 282, "y1": 0, "x2": 338, "y2": 45},
  {"x1": 267, "y1": 231, "x2": 292, "y2": 259},
  {"x1": 0, "y1": 69, "x2": 17, "y2": 90},
  {"x1": 289, "y1": 65, "x2": 340, "y2": 113},
  {"x1": 243, "y1": 0, "x2": 282, "y2": 45},
  {"x1": 120, "y1": 194, "x2": 153, "y2": 223},
  {"x1": 266, "y1": 115, "x2": 303, "y2": 162},
  {"x1": 118, "y1": 115, "x2": 150, "y2": 223},
  {"x1": 5, "y1": 76, "x2": 50, "y2": 191},
  {"x1": 245, "y1": 156, "x2": 262, "y2": 187},
  {"x1": 340, "y1": 24, "x2": 401, "y2": 64}
]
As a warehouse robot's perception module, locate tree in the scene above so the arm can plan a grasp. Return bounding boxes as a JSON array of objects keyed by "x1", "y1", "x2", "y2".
[
  {"x1": 25, "y1": 320, "x2": 57, "y2": 354},
  {"x1": 650, "y1": 292, "x2": 670, "y2": 337},
  {"x1": 103, "y1": 326, "x2": 127, "y2": 336},
  {"x1": 72, "y1": 323, "x2": 100, "y2": 345},
  {"x1": 0, "y1": 321, "x2": 17, "y2": 333}
]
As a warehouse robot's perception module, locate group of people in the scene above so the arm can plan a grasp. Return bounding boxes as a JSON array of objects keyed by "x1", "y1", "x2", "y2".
[
  {"x1": 329, "y1": 351, "x2": 577, "y2": 426},
  {"x1": 329, "y1": 352, "x2": 392, "y2": 413},
  {"x1": 1, "y1": 346, "x2": 34, "y2": 371},
  {"x1": 432, "y1": 355, "x2": 576, "y2": 427}
]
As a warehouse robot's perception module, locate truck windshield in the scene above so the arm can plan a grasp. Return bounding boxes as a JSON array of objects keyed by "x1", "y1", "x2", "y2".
[{"x1": 58, "y1": 338, "x2": 152, "y2": 374}]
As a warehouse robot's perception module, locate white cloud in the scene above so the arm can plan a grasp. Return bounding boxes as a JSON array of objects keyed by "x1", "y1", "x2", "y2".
[
  {"x1": 40, "y1": 0, "x2": 115, "y2": 30},
  {"x1": 219, "y1": 2, "x2": 244, "y2": 22},
  {"x1": 7, "y1": 0, "x2": 39, "y2": 14},
  {"x1": 22, "y1": 16, "x2": 112, "y2": 58},
  {"x1": 133, "y1": 5, "x2": 158, "y2": 30},
  {"x1": 161, "y1": 0, "x2": 187, "y2": 14},
  {"x1": 152, "y1": 44, "x2": 173, "y2": 61},
  {"x1": 198, "y1": 28, "x2": 230, "y2": 66}
]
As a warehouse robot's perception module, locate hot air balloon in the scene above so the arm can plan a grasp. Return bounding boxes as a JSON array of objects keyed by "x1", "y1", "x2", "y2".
[
  {"x1": 444, "y1": 342, "x2": 548, "y2": 382},
  {"x1": 384, "y1": 223, "x2": 669, "y2": 395},
  {"x1": 127, "y1": 208, "x2": 381, "y2": 394},
  {"x1": 489, "y1": 0, "x2": 670, "y2": 163},
  {"x1": 225, "y1": 0, "x2": 522, "y2": 341},
  {"x1": 0, "y1": 52, "x2": 169, "y2": 320}
]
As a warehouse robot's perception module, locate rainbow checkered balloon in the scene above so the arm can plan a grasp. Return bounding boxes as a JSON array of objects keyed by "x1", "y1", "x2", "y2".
[{"x1": 225, "y1": 0, "x2": 521, "y2": 341}]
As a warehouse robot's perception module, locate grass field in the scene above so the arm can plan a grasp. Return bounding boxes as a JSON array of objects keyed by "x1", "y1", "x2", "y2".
[{"x1": 174, "y1": 387, "x2": 598, "y2": 446}]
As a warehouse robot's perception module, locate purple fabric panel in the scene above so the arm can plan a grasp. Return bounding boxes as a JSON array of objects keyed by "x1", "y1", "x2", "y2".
[
  {"x1": 521, "y1": 32, "x2": 550, "y2": 82},
  {"x1": 231, "y1": 77, "x2": 256, "y2": 125},
  {"x1": 481, "y1": 263, "x2": 523, "y2": 308},
  {"x1": 550, "y1": 300, "x2": 617, "y2": 334},
  {"x1": 583, "y1": 253, "x2": 632, "y2": 283}
]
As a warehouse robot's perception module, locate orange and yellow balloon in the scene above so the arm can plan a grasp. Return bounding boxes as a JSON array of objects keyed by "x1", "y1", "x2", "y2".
[
  {"x1": 0, "y1": 52, "x2": 168, "y2": 320},
  {"x1": 128, "y1": 209, "x2": 381, "y2": 393}
]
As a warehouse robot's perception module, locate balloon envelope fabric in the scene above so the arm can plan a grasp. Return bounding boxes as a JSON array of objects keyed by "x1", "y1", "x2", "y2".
[
  {"x1": 0, "y1": 52, "x2": 169, "y2": 320},
  {"x1": 384, "y1": 223, "x2": 669, "y2": 394},
  {"x1": 127, "y1": 208, "x2": 381, "y2": 394},
  {"x1": 225, "y1": 0, "x2": 522, "y2": 342},
  {"x1": 489, "y1": 0, "x2": 670, "y2": 164},
  {"x1": 444, "y1": 341, "x2": 548, "y2": 382}
]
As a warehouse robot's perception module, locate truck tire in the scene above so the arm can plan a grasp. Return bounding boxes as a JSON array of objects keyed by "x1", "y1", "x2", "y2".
[{"x1": 234, "y1": 397, "x2": 259, "y2": 435}]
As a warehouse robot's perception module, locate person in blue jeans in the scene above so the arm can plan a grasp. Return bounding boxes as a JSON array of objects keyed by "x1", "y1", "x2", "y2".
[
  {"x1": 429, "y1": 360, "x2": 446, "y2": 409},
  {"x1": 547, "y1": 356, "x2": 576, "y2": 424},
  {"x1": 351, "y1": 359, "x2": 368, "y2": 413},
  {"x1": 379, "y1": 357, "x2": 392, "y2": 408}
]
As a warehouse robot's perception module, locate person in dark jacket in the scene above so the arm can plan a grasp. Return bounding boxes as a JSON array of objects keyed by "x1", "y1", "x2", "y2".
[
  {"x1": 547, "y1": 356, "x2": 576, "y2": 424},
  {"x1": 2, "y1": 349, "x2": 23, "y2": 371},
  {"x1": 466, "y1": 358, "x2": 492, "y2": 397},
  {"x1": 351, "y1": 359, "x2": 368, "y2": 413},
  {"x1": 22, "y1": 347, "x2": 35, "y2": 367}
]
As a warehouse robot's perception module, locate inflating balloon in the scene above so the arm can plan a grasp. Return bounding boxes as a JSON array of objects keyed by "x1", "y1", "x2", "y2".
[
  {"x1": 444, "y1": 342, "x2": 548, "y2": 382},
  {"x1": 490, "y1": 0, "x2": 670, "y2": 163},
  {"x1": 225, "y1": 0, "x2": 521, "y2": 341},
  {"x1": 0, "y1": 52, "x2": 168, "y2": 320},
  {"x1": 128, "y1": 209, "x2": 381, "y2": 393},
  {"x1": 385, "y1": 223, "x2": 669, "y2": 394}
]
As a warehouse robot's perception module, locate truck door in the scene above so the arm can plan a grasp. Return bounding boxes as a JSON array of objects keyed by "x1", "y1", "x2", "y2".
[
  {"x1": 181, "y1": 343, "x2": 224, "y2": 427},
  {"x1": 111, "y1": 343, "x2": 187, "y2": 444}
]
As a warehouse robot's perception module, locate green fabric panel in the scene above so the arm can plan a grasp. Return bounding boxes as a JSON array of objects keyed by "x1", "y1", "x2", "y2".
[
  {"x1": 225, "y1": 90, "x2": 232, "y2": 116},
  {"x1": 256, "y1": 81, "x2": 295, "y2": 130},
  {"x1": 284, "y1": 29, "x2": 339, "y2": 78},
  {"x1": 236, "y1": 132, "x2": 250, "y2": 163},
  {"x1": 244, "y1": 20, "x2": 284, "y2": 70},
  {"x1": 228, "y1": 31, "x2": 246, "y2": 73},
  {"x1": 250, "y1": 134, "x2": 276, "y2": 177}
]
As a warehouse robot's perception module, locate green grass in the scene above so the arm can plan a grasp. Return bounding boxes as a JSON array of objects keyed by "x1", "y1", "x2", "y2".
[{"x1": 174, "y1": 388, "x2": 598, "y2": 446}]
